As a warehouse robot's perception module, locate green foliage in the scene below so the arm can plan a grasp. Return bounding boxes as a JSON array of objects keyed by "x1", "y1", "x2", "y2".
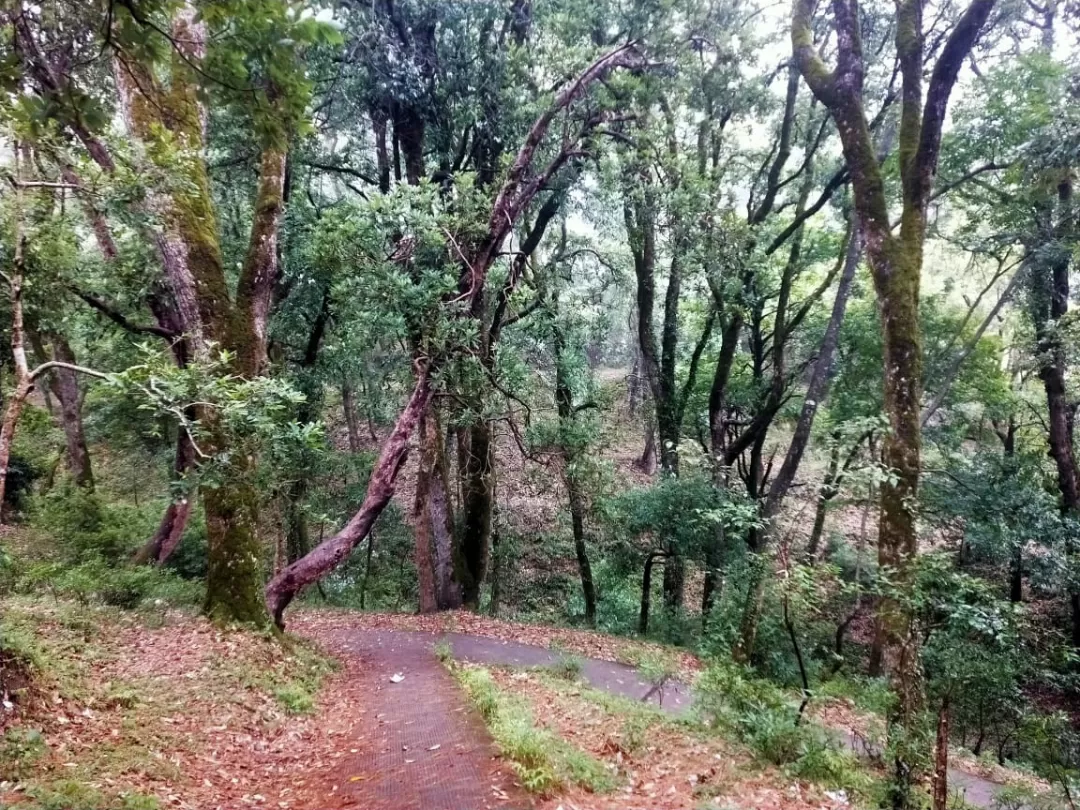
[
  {"x1": 21, "y1": 557, "x2": 201, "y2": 609},
  {"x1": 453, "y1": 665, "x2": 616, "y2": 796},
  {"x1": 30, "y1": 486, "x2": 155, "y2": 563},
  {"x1": 0, "y1": 726, "x2": 47, "y2": 780},
  {"x1": 695, "y1": 661, "x2": 871, "y2": 793}
]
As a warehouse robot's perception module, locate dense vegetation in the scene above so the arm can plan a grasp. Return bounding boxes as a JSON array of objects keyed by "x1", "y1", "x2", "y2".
[{"x1": 1, "y1": 0, "x2": 1079, "y2": 807}]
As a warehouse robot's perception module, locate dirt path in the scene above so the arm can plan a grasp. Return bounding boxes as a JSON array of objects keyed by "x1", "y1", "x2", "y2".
[{"x1": 298, "y1": 623, "x2": 1027, "y2": 810}]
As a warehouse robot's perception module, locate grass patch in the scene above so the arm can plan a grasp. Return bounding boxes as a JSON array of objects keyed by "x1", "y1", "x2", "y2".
[
  {"x1": 450, "y1": 663, "x2": 616, "y2": 796},
  {"x1": 548, "y1": 653, "x2": 583, "y2": 681},
  {"x1": 433, "y1": 638, "x2": 453, "y2": 662},
  {"x1": 21, "y1": 780, "x2": 161, "y2": 810}
]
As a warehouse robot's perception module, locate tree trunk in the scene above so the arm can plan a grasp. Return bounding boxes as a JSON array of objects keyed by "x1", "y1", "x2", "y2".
[
  {"x1": 35, "y1": 334, "x2": 93, "y2": 490},
  {"x1": 569, "y1": 479, "x2": 597, "y2": 626},
  {"x1": 639, "y1": 551, "x2": 665, "y2": 635},
  {"x1": 458, "y1": 420, "x2": 495, "y2": 609},
  {"x1": 662, "y1": 553, "x2": 684, "y2": 612},
  {"x1": 488, "y1": 526, "x2": 501, "y2": 617},
  {"x1": 133, "y1": 428, "x2": 196, "y2": 565},
  {"x1": 414, "y1": 412, "x2": 441, "y2": 614},
  {"x1": 932, "y1": 696, "x2": 951, "y2": 810},
  {"x1": 737, "y1": 222, "x2": 861, "y2": 657},
  {"x1": 266, "y1": 366, "x2": 433, "y2": 627}
]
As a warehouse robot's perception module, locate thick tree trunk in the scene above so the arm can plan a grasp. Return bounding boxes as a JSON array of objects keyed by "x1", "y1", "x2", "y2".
[{"x1": 458, "y1": 420, "x2": 495, "y2": 608}]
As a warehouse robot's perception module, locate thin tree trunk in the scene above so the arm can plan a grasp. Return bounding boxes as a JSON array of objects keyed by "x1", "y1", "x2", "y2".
[
  {"x1": 737, "y1": 223, "x2": 861, "y2": 658},
  {"x1": 639, "y1": 551, "x2": 665, "y2": 635},
  {"x1": 342, "y1": 381, "x2": 364, "y2": 454},
  {"x1": 662, "y1": 554, "x2": 684, "y2": 612},
  {"x1": 932, "y1": 696, "x2": 951, "y2": 810},
  {"x1": 133, "y1": 428, "x2": 196, "y2": 564},
  {"x1": 569, "y1": 480, "x2": 597, "y2": 626},
  {"x1": 33, "y1": 333, "x2": 93, "y2": 490}
]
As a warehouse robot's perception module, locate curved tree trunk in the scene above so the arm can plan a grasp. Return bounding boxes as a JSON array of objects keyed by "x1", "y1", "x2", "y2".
[{"x1": 134, "y1": 429, "x2": 196, "y2": 565}]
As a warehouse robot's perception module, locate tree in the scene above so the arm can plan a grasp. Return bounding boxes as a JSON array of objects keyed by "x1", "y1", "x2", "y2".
[
  {"x1": 264, "y1": 42, "x2": 650, "y2": 627},
  {"x1": 791, "y1": 0, "x2": 998, "y2": 803}
]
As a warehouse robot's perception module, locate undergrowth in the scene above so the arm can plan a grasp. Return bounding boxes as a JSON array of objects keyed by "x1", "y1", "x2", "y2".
[
  {"x1": 695, "y1": 660, "x2": 880, "y2": 799},
  {"x1": 450, "y1": 663, "x2": 616, "y2": 796}
]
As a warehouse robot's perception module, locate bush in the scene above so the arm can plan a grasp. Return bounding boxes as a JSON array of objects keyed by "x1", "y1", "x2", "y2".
[
  {"x1": 695, "y1": 660, "x2": 869, "y2": 792},
  {"x1": 30, "y1": 487, "x2": 156, "y2": 563},
  {"x1": 21, "y1": 557, "x2": 201, "y2": 609}
]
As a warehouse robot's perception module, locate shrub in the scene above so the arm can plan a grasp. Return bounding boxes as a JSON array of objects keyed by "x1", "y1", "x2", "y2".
[
  {"x1": 21, "y1": 557, "x2": 201, "y2": 609},
  {"x1": 31, "y1": 487, "x2": 156, "y2": 563},
  {"x1": 695, "y1": 660, "x2": 869, "y2": 792}
]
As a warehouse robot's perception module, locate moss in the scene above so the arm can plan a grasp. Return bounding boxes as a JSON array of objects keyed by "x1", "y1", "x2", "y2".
[{"x1": 202, "y1": 471, "x2": 269, "y2": 628}]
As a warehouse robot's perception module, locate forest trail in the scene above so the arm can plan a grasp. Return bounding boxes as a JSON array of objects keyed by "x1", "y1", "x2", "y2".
[
  {"x1": 298, "y1": 621, "x2": 1019, "y2": 810},
  {"x1": 306, "y1": 626, "x2": 529, "y2": 809}
]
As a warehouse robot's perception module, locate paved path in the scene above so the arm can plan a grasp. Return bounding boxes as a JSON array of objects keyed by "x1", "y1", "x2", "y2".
[
  {"x1": 316, "y1": 628, "x2": 531, "y2": 810},
  {"x1": 314, "y1": 627, "x2": 1028, "y2": 810}
]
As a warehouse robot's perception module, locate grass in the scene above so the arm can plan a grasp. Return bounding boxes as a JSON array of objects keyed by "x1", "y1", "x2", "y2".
[
  {"x1": 450, "y1": 663, "x2": 617, "y2": 796},
  {"x1": 20, "y1": 781, "x2": 161, "y2": 810}
]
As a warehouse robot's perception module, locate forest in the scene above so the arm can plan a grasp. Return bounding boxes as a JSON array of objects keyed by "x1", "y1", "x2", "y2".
[{"x1": 0, "y1": 0, "x2": 1079, "y2": 808}]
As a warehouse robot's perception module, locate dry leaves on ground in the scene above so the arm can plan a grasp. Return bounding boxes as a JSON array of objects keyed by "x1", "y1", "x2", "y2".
[{"x1": 485, "y1": 669, "x2": 854, "y2": 810}]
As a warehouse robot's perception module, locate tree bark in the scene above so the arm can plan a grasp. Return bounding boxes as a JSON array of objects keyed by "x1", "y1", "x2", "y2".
[
  {"x1": 932, "y1": 696, "x2": 951, "y2": 810},
  {"x1": 458, "y1": 421, "x2": 495, "y2": 608},
  {"x1": 32, "y1": 333, "x2": 93, "y2": 490},
  {"x1": 639, "y1": 551, "x2": 666, "y2": 635},
  {"x1": 793, "y1": 2, "x2": 997, "y2": 803}
]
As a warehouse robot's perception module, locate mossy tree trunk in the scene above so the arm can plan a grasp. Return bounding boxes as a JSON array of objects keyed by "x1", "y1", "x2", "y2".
[
  {"x1": 111, "y1": 7, "x2": 291, "y2": 627},
  {"x1": 792, "y1": 0, "x2": 996, "y2": 804}
]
